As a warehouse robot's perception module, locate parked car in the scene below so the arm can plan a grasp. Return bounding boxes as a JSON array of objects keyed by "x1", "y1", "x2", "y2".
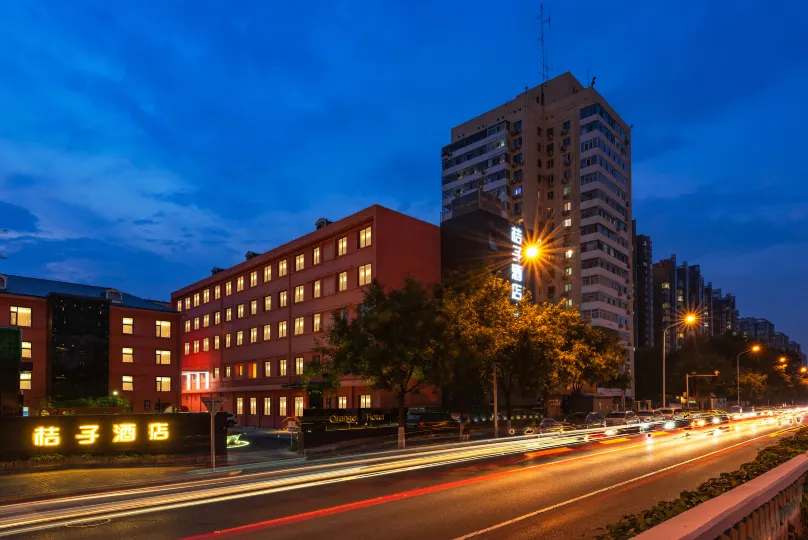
[
  {"x1": 225, "y1": 412, "x2": 238, "y2": 428},
  {"x1": 564, "y1": 412, "x2": 606, "y2": 429},
  {"x1": 604, "y1": 411, "x2": 640, "y2": 429},
  {"x1": 657, "y1": 408, "x2": 677, "y2": 420},
  {"x1": 406, "y1": 411, "x2": 459, "y2": 432},
  {"x1": 534, "y1": 418, "x2": 577, "y2": 434}
]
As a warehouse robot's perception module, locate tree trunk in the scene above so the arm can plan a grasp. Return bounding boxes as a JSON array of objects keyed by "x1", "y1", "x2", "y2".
[
  {"x1": 505, "y1": 391, "x2": 512, "y2": 433},
  {"x1": 397, "y1": 390, "x2": 406, "y2": 449}
]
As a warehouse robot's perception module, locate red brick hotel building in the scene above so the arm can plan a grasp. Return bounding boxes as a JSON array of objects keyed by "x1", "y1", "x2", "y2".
[{"x1": 172, "y1": 205, "x2": 441, "y2": 428}]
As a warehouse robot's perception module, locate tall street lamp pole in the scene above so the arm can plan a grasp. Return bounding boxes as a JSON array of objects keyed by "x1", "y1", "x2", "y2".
[
  {"x1": 661, "y1": 314, "x2": 696, "y2": 409},
  {"x1": 736, "y1": 345, "x2": 761, "y2": 407}
]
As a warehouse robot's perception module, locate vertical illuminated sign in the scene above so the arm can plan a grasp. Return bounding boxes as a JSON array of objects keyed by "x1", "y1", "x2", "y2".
[{"x1": 510, "y1": 226, "x2": 524, "y2": 301}]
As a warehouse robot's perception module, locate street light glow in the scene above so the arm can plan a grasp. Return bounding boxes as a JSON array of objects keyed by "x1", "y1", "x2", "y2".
[
  {"x1": 751, "y1": 345, "x2": 761, "y2": 352},
  {"x1": 523, "y1": 244, "x2": 540, "y2": 260},
  {"x1": 684, "y1": 314, "x2": 696, "y2": 324},
  {"x1": 779, "y1": 356, "x2": 788, "y2": 363},
  {"x1": 801, "y1": 367, "x2": 807, "y2": 374}
]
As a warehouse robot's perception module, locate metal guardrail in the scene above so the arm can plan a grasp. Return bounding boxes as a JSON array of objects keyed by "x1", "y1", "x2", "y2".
[{"x1": 635, "y1": 453, "x2": 808, "y2": 540}]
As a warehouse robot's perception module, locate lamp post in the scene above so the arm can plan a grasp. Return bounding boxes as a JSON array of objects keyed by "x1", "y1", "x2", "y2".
[
  {"x1": 736, "y1": 345, "x2": 761, "y2": 407},
  {"x1": 661, "y1": 313, "x2": 697, "y2": 408},
  {"x1": 685, "y1": 371, "x2": 720, "y2": 410}
]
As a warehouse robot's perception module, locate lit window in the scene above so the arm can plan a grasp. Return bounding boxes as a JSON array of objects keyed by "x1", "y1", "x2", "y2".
[
  {"x1": 225, "y1": 282, "x2": 232, "y2": 296},
  {"x1": 359, "y1": 227, "x2": 372, "y2": 248},
  {"x1": 176, "y1": 301, "x2": 182, "y2": 311},
  {"x1": 263, "y1": 324, "x2": 271, "y2": 340},
  {"x1": 565, "y1": 249, "x2": 573, "y2": 259},
  {"x1": 194, "y1": 293, "x2": 200, "y2": 307},
  {"x1": 295, "y1": 357, "x2": 304, "y2": 375},
  {"x1": 565, "y1": 298, "x2": 573, "y2": 307},
  {"x1": 193, "y1": 340, "x2": 199, "y2": 353},
  {"x1": 203, "y1": 314, "x2": 210, "y2": 327},
  {"x1": 237, "y1": 331, "x2": 244, "y2": 346},
  {"x1": 662, "y1": 282, "x2": 671, "y2": 289},
  {"x1": 236, "y1": 398, "x2": 243, "y2": 415},
  {"x1": 310, "y1": 280, "x2": 320, "y2": 300},
  {"x1": 359, "y1": 264, "x2": 372, "y2": 286},
  {"x1": 250, "y1": 300, "x2": 258, "y2": 315},
  {"x1": 564, "y1": 219, "x2": 572, "y2": 228},
  {"x1": 337, "y1": 237, "x2": 347, "y2": 256},
  {"x1": 264, "y1": 397, "x2": 271, "y2": 415},
  {"x1": 21, "y1": 341, "x2": 31, "y2": 359},
  {"x1": 156, "y1": 350, "x2": 171, "y2": 364},
  {"x1": 203, "y1": 289, "x2": 210, "y2": 303},
  {"x1": 225, "y1": 334, "x2": 231, "y2": 348},
  {"x1": 338, "y1": 396, "x2": 347, "y2": 409},
  {"x1": 250, "y1": 398, "x2": 257, "y2": 415},
  {"x1": 280, "y1": 359, "x2": 288, "y2": 376},
  {"x1": 294, "y1": 317, "x2": 304, "y2": 335},
  {"x1": 123, "y1": 317, "x2": 134, "y2": 335},
  {"x1": 564, "y1": 283, "x2": 573, "y2": 292},
  {"x1": 264, "y1": 361, "x2": 272, "y2": 377},
  {"x1": 313, "y1": 247, "x2": 321, "y2": 265},
  {"x1": 250, "y1": 327, "x2": 257, "y2": 343},
  {"x1": 202, "y1": 338, "x2": 210, "y2": 352},
  {"x1": 294, "y1": 286, "x2": 304, "y2": 303},
  {"x1": 185, "y1": 320, "x2": 191, "y2": 332},
  {"x1": 565, "y1": 267, "x2": 573, "y2": 276},
  {"x1": 123, "y1": 347, "x2": 134, "y2": 363},
  {"x1": 279, "y1": 397, "x2": 287, "y2": 417},
  {"x1": 279, "y1": 260, "x2": 288, "y2": 277},
  {"x1": 313, "y1": 313, "x2": 322, "y2": 332},
  {"x1": 184, "y1": 343, "x2": 190, "y2": 355},
  {"x1": 121, "y1": 375, "x2": 133, "y2": 392},
  {"x1": 194, "y1": 317, "x2": 199, "y2": 330},
  {"x1": 237, "y1": 276, "x2": 245, "y2": 292},
  {"x1": 226, "y1": 308, "x2": 232, "y2": 322},
  {"x1": 278, "y1": 321, "x2": 287, "y2": 338},
  {"x1": 225, "y1": 365, "x2": 231, "y2": 377},
  {"x1": 20, "y1": 371, "x2": 32, "y2": 390},
  {"x1": 264, "y1": 296, "x2": 272, "y2": 311},
  {"x1": 250, "y1": 271, "x2": 258, "y2": 287},
  {"x1": 338, "y1": 272, "x2": 348, "y2": 291},
  {"x1": 214, "y1": 367, "x2": 220, "y2": 379},
  {"x1": 249, "y1": 362, "x2": 257, "y2": 379},
  {"x1": 279, "y1": 291, "x2": 288, "y2": 307},
  {"x1": 360, "y1": 395, "x2": 371, "y2": 408},
  {"x1": 214, "y1": 285, "x2": 221, "y2": 299},
  {"x1": 214, "y1": 336, "x2": 220, "y2": 350},
  {"x1": 294, "y1": 396, "x2": 303, "y2": 417},
  {"x1": 155, "y1": 376, "x2": 171, "y2": 392},
  {"x1": 214, "y1": 312, "x2": 221, "y2": 325},
  {"x1": 264, "y1": 266, "x2": 272, "y2": 282},
  {"x1": 563, "y1": 202, "x2": 572, "y2": 212},
  {"x1": 10, "y1": 307, "x2": 32, "y2": 327},
  {"x1": 295, "y1": 254, "x2": 305, "y2": 271},
  {"x1": 236, "y1": 364, "x2": 244, "y2": 377},
  {"x1": 185, "y1": 298, "x2": 191, "y2": 310}
]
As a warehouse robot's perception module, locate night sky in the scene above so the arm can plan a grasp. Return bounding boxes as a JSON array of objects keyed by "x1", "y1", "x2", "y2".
[{"x1": 0, "y1": 1, "x2": 806, "y2": 344}]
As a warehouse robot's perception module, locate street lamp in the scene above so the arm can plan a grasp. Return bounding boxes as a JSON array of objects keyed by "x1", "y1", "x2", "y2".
[
  {"x1": 801, "y1": 367, "x2": 807, "y2": 374},
  {"x1": 112, "y1": 391, "x2": 118, "y2": 396},
  {"x1": 523, "y1": 244, "x2": 540, "y2": 260},
  {"x1": 736, "y1": 345, "x2": 762, "y2": 407},
  {"x1": 661, "y1": 312, "x2": 698, "y2": 408},
  {"x1": 685, "y1": 371, "x2": 720, "y2": 409},
  {"x1": 779, "y1": 356, "x2": 788, "y2": 364}
]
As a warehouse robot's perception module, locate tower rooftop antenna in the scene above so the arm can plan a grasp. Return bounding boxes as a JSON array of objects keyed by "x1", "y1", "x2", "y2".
[{"x1": 538, "y1": 3, "x2": 551, "y2": 84}]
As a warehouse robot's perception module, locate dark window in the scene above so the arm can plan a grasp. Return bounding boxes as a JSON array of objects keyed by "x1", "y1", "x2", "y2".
[{"x1": 548, "y1": 191, "x2": 554, "y2": 200}]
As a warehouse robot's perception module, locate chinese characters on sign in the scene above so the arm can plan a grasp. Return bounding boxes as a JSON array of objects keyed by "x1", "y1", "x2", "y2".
[
  {"x1": 510, "y1": 226, "x2": 524, "y2": 301},
  {"x1": 32, "y1": 423, "x2": 170, "y2": 447}
]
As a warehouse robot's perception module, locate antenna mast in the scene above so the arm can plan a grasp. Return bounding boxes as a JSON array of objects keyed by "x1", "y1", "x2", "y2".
[{"x1": 538, "y1": 3, "x2": 551, "y2": 84}]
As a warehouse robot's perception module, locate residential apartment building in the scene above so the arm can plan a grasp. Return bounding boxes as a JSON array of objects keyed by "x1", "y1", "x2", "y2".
[
  {"x1": 711, "y1": 289, "x2": 738, "y2": 337},
  {"x1": 632, "y1": 225, "x2": 653, "y2": 348},
  {"x1": 0, "y1": 274, "x2": 181, "y2": 414},
  {"x1": 773, "y1": 332, "x2": 790, "y2": 350},
  {"x1": 172, "y1": 205, "x2": 441, "y2": 428},
  {"x1": 440, "y1": 72, "x2": 634, "y2": 393},
  {"x1": 737, "y1": 317, "x2": 776, "y2": 346},
  {"x1": 652, "y1": 256, "x2": 708, "y2": 351}
]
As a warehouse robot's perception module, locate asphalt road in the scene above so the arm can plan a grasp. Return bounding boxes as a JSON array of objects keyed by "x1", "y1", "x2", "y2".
[{"x1": 6, "y1": 419, "x2": 799, "y2": 540}]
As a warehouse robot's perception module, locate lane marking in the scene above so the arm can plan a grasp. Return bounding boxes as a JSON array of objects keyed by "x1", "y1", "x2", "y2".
[
  {"x1": 598, "y1": 437, "x2": 630, "y2": 445},
  {"x1": 452, "y1": 428, "x2": 792, "y2": 539},
  {"x1": 524, "y1": 448, "x2": 572, "y2": 459}
]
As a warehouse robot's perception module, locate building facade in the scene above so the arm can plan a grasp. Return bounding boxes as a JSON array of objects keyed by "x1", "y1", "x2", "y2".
[
  {"x1": 0, "y1": 274, "x2": 181, "y2": 414},
  {"x1": 737, "y1": 317, "x2": 775, "y2": 346},
  {"x1": 632, "y1": 226, "x2": 653, "y2": 348},
  {"x1": 440, "y1": 72, "x2": 634, "y2": 393},
  {"x1": 710, "y1": 289, "x2": 738, "y2": 337},
  {"x1": 172, "y1": 205, "x2": 441, "y2": 428},
  {"x1": 773, "y1": 332, "x2": 790, "y2": 350}
]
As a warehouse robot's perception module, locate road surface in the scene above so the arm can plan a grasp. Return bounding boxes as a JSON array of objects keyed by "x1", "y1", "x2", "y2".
[{"x1": 1, "y1": 418, "x2": 798, "y2": 539}]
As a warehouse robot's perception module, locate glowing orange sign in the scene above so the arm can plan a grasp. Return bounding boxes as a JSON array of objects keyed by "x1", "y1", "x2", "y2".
[
  {"x1": 33, "y1": 426, "x2": 61, "y2": 447},
  {"x1": 75, "y1": 425, "x2": 100, "y2": 445},
  {"x1": 148, "y1": 422, "x2": 169, "y2": 441},
  {"x1": 113, "y1": 423, "x2": 137, "y2": 443}
]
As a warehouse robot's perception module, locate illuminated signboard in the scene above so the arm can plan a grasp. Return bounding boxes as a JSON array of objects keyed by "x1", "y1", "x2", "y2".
[
  {"x1": 510, "y1": 226, "x2": 524, "y2": 301},
  {"x1": 0, "y1": 413, "x2": 227, "y2": 461}
]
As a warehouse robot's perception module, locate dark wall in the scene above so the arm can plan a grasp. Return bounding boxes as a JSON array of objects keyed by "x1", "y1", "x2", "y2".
[
  {"x1": 441, "y1": 209, "x2": 512, "y2": 277},
  {"x1": 0, "y1": 412, "x2": 227, "y2": 460},
  {"x1": 50, "y1": 294, "x2": 110, "y2": 400},
  {"x1": 0, "y1": 328, "x2": 22, "y2": 416}
]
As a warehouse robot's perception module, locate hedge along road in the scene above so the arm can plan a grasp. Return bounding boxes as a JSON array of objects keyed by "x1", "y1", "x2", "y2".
[{"x1": 4, "y1": 418, "x2": 797, "y2": 540}]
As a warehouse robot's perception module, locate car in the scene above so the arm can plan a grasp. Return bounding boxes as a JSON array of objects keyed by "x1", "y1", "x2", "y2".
[
  {"x1": 637, "y1": 410, "x2": 664, "y2": 430},
  {"x1": 703, "y1": 410, "x2": 730, "y2": 426},
  {"x1": 406, "y1": 411, "x2": 459, "y2": 432},
  {"x1": 564, "y1": 412, "x2": 606, "y2": 429},
  {"x1": 604, "y1": 411, "x2": 640, "y2": 429},
  {"x1": 225, "y1": 412, "x2": 238, "y2": 428},
  {"x1": 535, "y1": 418, "x2": 577, "y2": 434},
  {"x1": 657, "y1": 408, "x2": 677, "y2": 420}
]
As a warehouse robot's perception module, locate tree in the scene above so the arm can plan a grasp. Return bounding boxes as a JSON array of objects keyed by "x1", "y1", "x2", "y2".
[
  {"x1": 316, "y1": 278, "x2": 445, "y2": 446},
  {"x1": 300, "y1": 357, "x2": 342, "y2": 409}
]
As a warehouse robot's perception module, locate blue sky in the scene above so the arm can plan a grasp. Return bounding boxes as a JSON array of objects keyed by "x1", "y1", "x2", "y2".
[{"x1": 0, "y1": 1, "x2": 806, "y2": 344}]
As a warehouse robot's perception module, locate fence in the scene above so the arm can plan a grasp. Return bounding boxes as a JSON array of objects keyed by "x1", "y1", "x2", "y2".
[{"x1": 635, "y1": 454, "x2": 808, "y2": 539}]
